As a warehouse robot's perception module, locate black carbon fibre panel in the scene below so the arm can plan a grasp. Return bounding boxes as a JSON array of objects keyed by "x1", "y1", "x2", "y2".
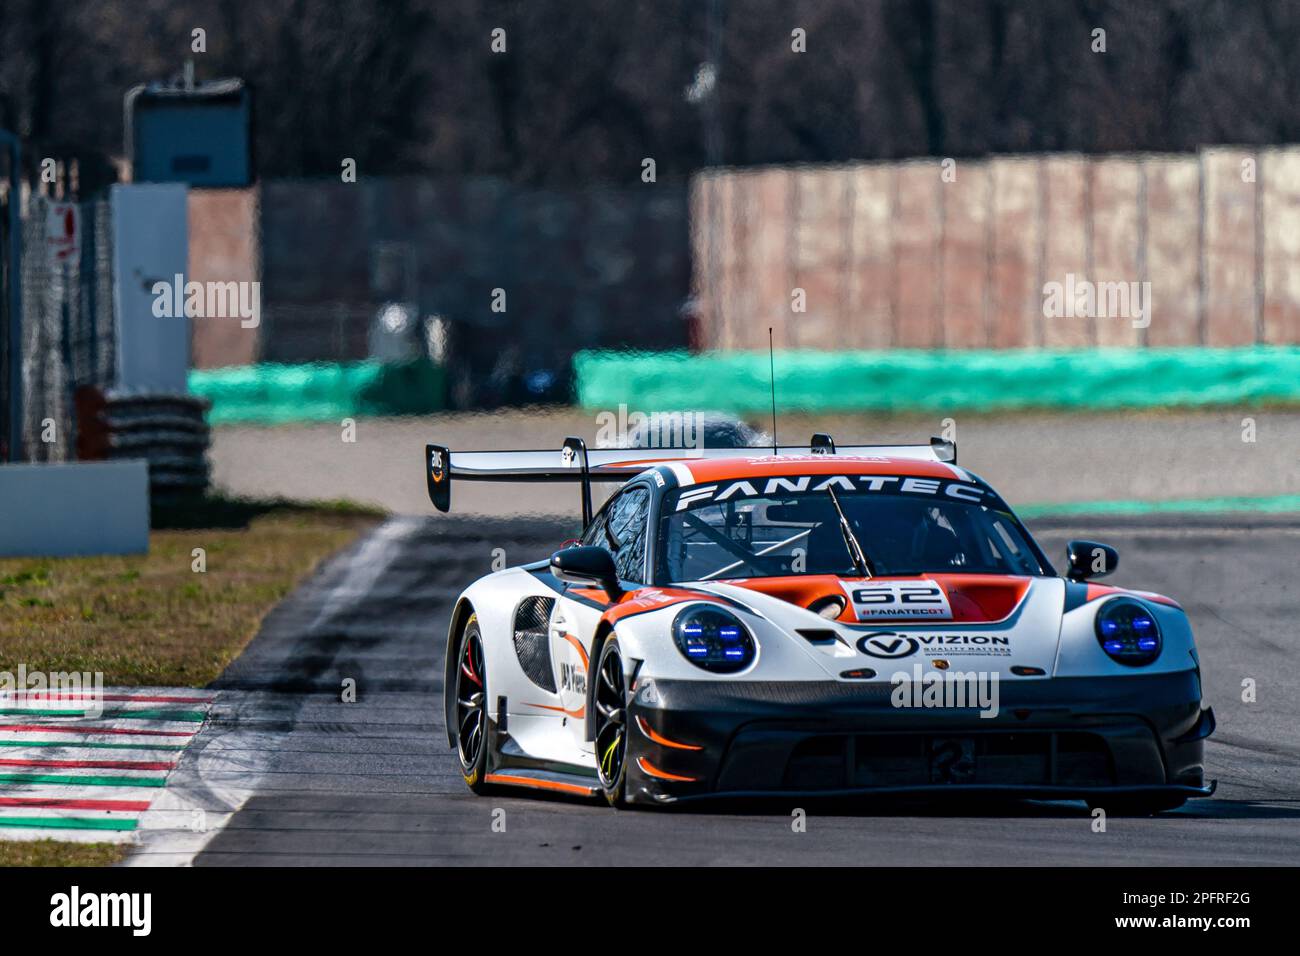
[{"x1": 513, "y1": 596, "x2": 556, "y2": 692}]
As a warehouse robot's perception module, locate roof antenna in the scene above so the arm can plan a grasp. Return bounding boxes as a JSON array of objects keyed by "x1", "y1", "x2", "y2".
[{"x1": 768, "y1": 327, "x2": 778, "y2": 455}]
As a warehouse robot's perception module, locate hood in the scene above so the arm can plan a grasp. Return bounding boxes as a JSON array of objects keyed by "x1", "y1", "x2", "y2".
[
  {"x1": 697, "y1": 574, "x2": 1066, "y2": 680},
  {"x1": 706, "y1": 573, "x2": 1032, "y2": 624}
]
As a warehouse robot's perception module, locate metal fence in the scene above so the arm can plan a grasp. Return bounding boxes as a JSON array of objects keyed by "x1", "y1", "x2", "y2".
[
  {"x1": 15, "y1": 195, "x2": 115, "y2": 463},
  {"x1": 260, "y1": 303, "x2": 378, "y2": 364},
  {"x1": 0, "y1": 138, "x2": 20, "y2": 463}
]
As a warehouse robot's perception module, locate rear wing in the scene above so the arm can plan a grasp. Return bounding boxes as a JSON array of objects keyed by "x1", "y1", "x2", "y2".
[{"x1": 425, "y1": 434, "x2": 956, "y2": 524}]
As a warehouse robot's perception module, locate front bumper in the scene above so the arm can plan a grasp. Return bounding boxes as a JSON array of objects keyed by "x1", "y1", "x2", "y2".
[{"x1": 625, "y1": 670, "x2": 1214, "y2": 805}]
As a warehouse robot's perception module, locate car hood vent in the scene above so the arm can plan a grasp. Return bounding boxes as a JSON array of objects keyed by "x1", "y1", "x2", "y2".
[{"x1": 797, "y1": 629, "x2": 840, "y2": 646}]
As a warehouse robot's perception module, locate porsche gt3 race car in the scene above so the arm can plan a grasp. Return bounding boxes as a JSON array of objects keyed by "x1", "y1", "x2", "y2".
[{"x1": 427, "y1": 435, "x2": 1215, "y2": 814}]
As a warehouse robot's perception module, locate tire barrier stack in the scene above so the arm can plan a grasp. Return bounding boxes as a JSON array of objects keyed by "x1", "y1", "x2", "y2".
[{"x1": 76, "y1": 388, "x2": 211, "y2": 494}]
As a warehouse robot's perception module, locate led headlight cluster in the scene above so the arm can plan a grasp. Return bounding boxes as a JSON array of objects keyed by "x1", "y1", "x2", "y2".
[
  {"x1": 672, "y1": 605, "x2": 755, "y2": 673},
  {"x1": 1095, "y1": 597, "x2": 1161, "y2": 666}
]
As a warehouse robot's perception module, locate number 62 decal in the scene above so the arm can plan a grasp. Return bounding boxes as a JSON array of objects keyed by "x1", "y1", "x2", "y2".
[{"x1": 842, "y1": 581, "x2": 953, "y2": 620}]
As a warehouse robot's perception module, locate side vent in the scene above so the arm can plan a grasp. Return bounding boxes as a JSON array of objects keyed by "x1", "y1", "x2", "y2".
[{"x1": 513, "y1": 596, "x2": 557, "y2": 692}]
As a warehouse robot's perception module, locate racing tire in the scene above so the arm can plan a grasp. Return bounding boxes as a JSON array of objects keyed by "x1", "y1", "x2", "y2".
[
  {"x1": 593, "y1": 636, "x2": 630, "y2": 808},
  {"x1": 453, "y1": 615, "x2": 490, "y2": 794},
  {"x1": 1086, "y1": 795, "x2": 1187, "y2": 817}
]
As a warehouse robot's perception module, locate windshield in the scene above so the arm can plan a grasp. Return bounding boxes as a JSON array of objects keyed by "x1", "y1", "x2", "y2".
[{"x1": 657, "y1": 478, "x2": 1046, "y2": 582}]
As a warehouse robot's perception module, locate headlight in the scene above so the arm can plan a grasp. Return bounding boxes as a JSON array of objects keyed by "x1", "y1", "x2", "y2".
[
  {"x1": 672, "y1": 605, "x2": 756, "y2": 673},
  {"x1": 1095, "y1": 597, "x2": 1161, "y2": 666}
]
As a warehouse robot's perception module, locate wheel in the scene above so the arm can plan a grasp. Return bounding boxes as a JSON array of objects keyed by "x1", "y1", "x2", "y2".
[
  {"x1": 1087, "y1": 795, "x2": 1187, "y2": 817},
  {"x1": 593, "y1": 637, "x2": 629, "y2": 807},
  {"x1": 453, "y1": 615, "x2": 490, "y2": 793}
]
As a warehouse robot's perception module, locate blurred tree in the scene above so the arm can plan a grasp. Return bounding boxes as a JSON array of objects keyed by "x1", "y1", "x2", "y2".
[{"x1": 0, "y1": 0, "x2": 1298, "y2": 184}]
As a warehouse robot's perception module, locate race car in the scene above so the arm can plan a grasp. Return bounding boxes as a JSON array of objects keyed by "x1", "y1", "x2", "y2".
[{"x1": 427, "y1": 434, "x2": 1215, "y2": 813}]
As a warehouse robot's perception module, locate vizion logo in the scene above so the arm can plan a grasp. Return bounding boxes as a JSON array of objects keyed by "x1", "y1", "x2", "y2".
[{"x1": 857, "y1": 633, "x2": 920, "y2": 659}]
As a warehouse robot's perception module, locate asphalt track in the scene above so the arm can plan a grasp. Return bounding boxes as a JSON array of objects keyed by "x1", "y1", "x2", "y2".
[{"x1": 179, "y1": 514, "x2": 1300, "y2": 866}]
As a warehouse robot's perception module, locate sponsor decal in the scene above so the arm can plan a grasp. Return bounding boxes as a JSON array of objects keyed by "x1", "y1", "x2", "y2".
[
  {"x1": 857, "y1": 630, "x2": 1013, "y2": 659},
  {"x1": 675, "y1": 484, "x2": 719, "y2": 509},
  {"x1": 843, "y1": 581, "x2": 953, "y2": 621},
  {"x1": 675, "y1": 474, "x2": 986, "y2": 511},
  {"x1": 857, "y1": 632, "x2": 921, "y2": 659},
  {"x1": 915, "y1": 633, "x2": 1012, "y2": 657},
  {"x1": 559, "y1": 662, "x2": 586, "y2": 694}
]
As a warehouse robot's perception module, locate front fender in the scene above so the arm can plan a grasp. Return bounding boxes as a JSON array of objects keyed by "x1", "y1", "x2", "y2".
[
  {"x1": 1054, "y1": 592, "x2": 1199, "y2": 679},
  {"x1": 600, "y1": 600, "x2": 834, "y2": 684}
]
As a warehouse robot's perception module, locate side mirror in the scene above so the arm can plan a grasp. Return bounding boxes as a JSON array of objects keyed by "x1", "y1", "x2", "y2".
[
  {"x1": 550, "y1": 546, "x2": 623, "y2": 599},
  {"x1": 1066, "y1": 539, "x2": 1118, "y2": 582}
]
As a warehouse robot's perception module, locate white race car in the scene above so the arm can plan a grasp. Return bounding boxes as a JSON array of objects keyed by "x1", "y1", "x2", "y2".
[{"x1": 427, "y1": 435, "x2": 1215, "y2": 813}]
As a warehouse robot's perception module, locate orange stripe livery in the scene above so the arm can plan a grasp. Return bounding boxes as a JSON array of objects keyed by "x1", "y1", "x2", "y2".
[
  {"x1": 636, "y1": 757, "x2": 697, "y2": 782},
  {"x1": 483, "y1": 773, "x2": 598, "y2": 796},
  {"x1": 635, "y1": 715, "x2": 703, "y2": 751}
]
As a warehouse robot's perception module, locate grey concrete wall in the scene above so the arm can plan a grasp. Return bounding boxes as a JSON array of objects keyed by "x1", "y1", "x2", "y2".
[{"x1": 0, "y1": 460, "x2": 148, "y2": 557}]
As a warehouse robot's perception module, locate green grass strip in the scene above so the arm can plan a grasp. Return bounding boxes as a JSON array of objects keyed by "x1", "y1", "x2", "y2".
[
  {"x1": 0, "y1": 816, "x2": 137, "y2": 831},
  {"x1": 0, "y1": 773, "x2": 166, "y2": 788},
  {"x1": 0, "y1": 740, "x2": 186, "y2": 751},
  {"x1": 1018, "y1": 493, "x2": 1300, "y2": 518}
]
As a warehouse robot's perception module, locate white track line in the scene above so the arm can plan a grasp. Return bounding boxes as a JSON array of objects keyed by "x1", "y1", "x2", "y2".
[
  {"x1": 0, "y1": 827, "x2": 138, "y2": 845},
  {"x1": 126, "y1": 692, "x2": 276, "y2": 866}
]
